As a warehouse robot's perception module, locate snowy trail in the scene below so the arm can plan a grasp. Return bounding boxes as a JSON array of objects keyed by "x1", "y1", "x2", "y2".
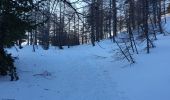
[
  {"x1": 1, "y1": 35, "x2": 170, "y2": 100},
  {"x1": 0, "y1": 40, "x2": 128, "y2": 100}
]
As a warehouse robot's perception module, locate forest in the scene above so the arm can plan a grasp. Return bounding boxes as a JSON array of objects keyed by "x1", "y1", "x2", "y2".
[
  {"x1": 1, "y1": 0, "x2": 170, "y2": 80},
  {"x1": 1, "y1": 0, "x2": 170, "y2": 100},
  {"x1": 0, "y1": 0, "x2": 170, "y2": 98}
]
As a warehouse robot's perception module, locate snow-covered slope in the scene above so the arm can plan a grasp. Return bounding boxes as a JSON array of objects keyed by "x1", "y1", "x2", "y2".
[{"x1": 1, "y1": 15, "x2": 170, "y2": 100}]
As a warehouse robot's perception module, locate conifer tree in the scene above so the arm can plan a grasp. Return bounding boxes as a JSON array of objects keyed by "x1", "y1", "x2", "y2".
[{"x1": 0, "y1": 0, "x2": 36, "y2": 80}]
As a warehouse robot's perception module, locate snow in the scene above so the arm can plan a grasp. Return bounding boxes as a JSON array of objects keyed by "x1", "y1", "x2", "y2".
[{"x1": 1, "y1": 16, "x2": 170, "y2": 100}]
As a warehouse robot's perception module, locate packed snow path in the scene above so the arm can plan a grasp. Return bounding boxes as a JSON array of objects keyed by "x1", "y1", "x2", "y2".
[{"x1": 0, "y1": 34, "x2": 170, "y2": 100}]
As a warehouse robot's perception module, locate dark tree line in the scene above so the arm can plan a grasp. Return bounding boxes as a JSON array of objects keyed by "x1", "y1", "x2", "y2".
[
  {"x1": 25, "y1": 0, "x2": 169, "y2": 52},
  {"x1": 0, "y1": 0, "x2": 170, "y2": 80}
]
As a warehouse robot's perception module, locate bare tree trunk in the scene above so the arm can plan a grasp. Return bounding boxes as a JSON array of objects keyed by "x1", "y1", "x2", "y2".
[{"x1": 112, "y1": 0, "x2": 117, "y2": 42}]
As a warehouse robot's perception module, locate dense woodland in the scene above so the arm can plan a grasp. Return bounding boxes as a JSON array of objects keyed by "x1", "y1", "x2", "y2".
[{"x1": 0, "y1": 0, "x2": 170, "y2": 80}]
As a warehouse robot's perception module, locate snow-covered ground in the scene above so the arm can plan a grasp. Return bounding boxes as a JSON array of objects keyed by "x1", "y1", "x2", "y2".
[{"x1": 1, "y1": 15, "x2": 170, "y2": 100}]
